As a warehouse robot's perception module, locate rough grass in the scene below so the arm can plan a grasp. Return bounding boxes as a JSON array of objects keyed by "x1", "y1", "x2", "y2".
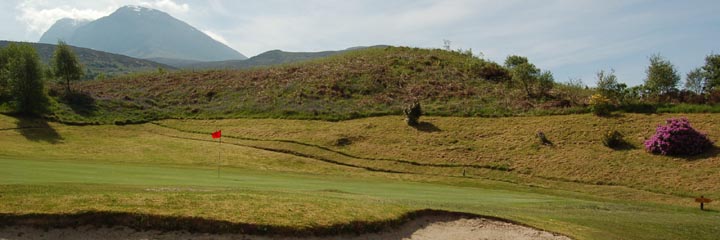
[
  {"x1": 42, "y1": 47, "x2": 590, "y2": 124},
  {"x1": 1, "y1": 114, "x2": 720, "y2": 239},
  {"x1": 156, "y1": 113, "x2": 720, "y2": 199}
]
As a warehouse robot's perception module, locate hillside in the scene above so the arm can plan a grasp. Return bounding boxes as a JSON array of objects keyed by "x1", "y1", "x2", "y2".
[
  {"x1": 180, "y1": 46, "x2": 384, "y2": 69},
  {"x1": 0, "y1": 41, "x2": 174, "y2": 80},
  {"x1": 53, "y1": 46, "x2": 583, "y2": 123},
  {"x1": 41, "y1": 6, "x2": 247, "y2": 62}
]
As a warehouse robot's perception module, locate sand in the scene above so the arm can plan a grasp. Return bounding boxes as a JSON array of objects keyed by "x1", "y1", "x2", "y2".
[{"x1": 0, "y1": 215, "x2": 571, "y2": 240}]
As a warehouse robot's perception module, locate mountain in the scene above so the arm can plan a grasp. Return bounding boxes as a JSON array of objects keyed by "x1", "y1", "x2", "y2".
[
  {"x1": 39, "y1": 18, "x2": 90, "y2": 44},
  {"x1": 40, "y1": 5, "x2": 247, "y2": 62},
  {"x1": 178, "y1": 46, "x2": 387, "y2": 69},
  {"x1": 0, "y1": 41, "x2": 174, "y2": 80}
]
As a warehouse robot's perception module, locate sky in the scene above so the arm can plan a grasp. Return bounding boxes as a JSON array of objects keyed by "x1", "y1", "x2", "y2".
[{"x1": 1, "y1": 0, "x2": 719, "y2": 87}]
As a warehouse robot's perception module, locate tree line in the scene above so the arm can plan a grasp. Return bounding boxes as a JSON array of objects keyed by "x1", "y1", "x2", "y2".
[
  {"x1": 0, "y1": 41, "x2": 83, "y2": 115},
  {"x1": 594, "y1": 53, "x2": 720, "y2": 105}
]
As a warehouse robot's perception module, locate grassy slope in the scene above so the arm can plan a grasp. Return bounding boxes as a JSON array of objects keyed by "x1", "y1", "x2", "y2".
[
  {"x1": 50, "y1": 46, "x2": 587, "y2": 124},
  {"x1": 1, "y1": 114, "x2": 719, "y2": 239}
]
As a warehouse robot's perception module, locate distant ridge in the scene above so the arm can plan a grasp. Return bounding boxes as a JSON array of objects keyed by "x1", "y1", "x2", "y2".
[
  {"x1": 0, "y1": 40, "x2": 174, "y2": 80},
  {"x1": 177, "y1": 45, "x2": 389, "y2": 69}
]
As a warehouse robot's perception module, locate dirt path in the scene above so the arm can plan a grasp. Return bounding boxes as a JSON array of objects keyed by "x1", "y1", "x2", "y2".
[{"x1": 0, "y1": 215, "x2": 571, "y2": 240}]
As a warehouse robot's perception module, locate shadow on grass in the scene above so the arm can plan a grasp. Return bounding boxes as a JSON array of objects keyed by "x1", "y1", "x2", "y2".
[
  {"x1": 411, "y1": 121, "x2": 441, "y2": 132},
  {"x1": 62, "y1": 91, "x2": 97, "y2": 117},
  {"x1": 15, "y1": 117, "x2": 63, "y2": 144},
  {"x1": 681, "y1": 147, "x2": 720, "y2": 161},
  {"x1": 608, "y1": 141, "x2": 637, "y2": 151},
  {"x1": 597, "y1": 112, "x2": 626, "y2": 118}
]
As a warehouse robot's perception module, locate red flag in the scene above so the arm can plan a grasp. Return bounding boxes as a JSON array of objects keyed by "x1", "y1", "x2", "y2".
[{"x1": 212, "y1": 130, "x2": 222, "y2": 139}]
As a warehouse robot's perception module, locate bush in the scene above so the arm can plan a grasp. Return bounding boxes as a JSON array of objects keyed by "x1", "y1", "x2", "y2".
[
  {"x1": 403, "y1": 101, "x2": 422, "y2": 126},
  {"x1": 589, "y1": 94, "x2": 613, "y2": 116},
  {"x1": 477, "y1": 61, "x2": 510, "y2": 82},
  {"x1": 644, "y1": 118, "x2": 713, "y2": 156},
  {"x1": 708, "y1": 89, "x2": 720, "y2": 104},
  {"x1": 602, "y1": 130, "x2": 625, "y2": 149},
  {"x1": 536, "y1": 131, "x2": 552, "y2": 145}
]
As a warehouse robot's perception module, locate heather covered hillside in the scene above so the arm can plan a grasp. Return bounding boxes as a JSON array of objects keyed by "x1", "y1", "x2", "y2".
[{"x1": 55, "y1": 46, "x2": 587, "y2": 124}]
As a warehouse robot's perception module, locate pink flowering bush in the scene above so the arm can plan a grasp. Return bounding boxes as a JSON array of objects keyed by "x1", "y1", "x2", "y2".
[{"x1": 644, "y1": 118, "x2": 713, "y2": 156}]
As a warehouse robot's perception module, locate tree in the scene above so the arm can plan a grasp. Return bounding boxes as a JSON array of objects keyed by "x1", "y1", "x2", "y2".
[
  {"x1": 52, "y1": 41, "x2": 83, "y2": 93},
  {"x1": 701, "y1": 54, "x2": 720, "y2": 91},
  {"x1": 504, "y1": 55, "x2": 554, "y2": 98},
  {"x1": 537, "y1": 70, "x2": 554, "y2": 97},
  {"x1": 504, "y1": 55, "x2": 530, "y2": 69},
  {"x1": 0, "y1": 43, "x2": 48, "y2": 114},
  {"x1": 685, "y1": 68, "x2": 707, "y2": 94},
  {"x1": 0, "y1": 48, "x2": 9, "y2": 101},
  {"x1": 595, "y1": 69, "x2": 626, "y2": 103},
  {"x1": 442, "y1": 39, "x2": 452, "y2": 51},
  {"x1": 644, "y1": 54, "x2": 680, "y2": 97}
]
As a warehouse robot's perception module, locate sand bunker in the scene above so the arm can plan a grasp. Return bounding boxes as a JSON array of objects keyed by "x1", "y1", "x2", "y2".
[{"x1": 0, "y1": 215, "x2": 570, "y2": 240}]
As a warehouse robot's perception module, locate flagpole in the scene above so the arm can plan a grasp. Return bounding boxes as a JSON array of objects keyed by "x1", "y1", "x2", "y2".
[{"x1": 217, "y1": 136, "x2": 221, "y2": 178}]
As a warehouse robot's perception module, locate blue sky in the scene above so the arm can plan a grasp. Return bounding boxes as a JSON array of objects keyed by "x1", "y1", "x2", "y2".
[{"x1": 1, "y1": 0, "x2": 718, "y2": 87}]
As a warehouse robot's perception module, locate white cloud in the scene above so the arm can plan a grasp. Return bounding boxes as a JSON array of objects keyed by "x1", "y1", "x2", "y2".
[
  {"x1": 139, "y1": 0, "x2": 189, "y2": 14},
  {"x1": 15, "y1": 2, "x2": 112, "y2": 34},
  {"x1": 15, "y1": 0, "x2": 190, "y2": 35},
  {"x1": 202, "y1": 30, "x2": 229, "y2": 45}
]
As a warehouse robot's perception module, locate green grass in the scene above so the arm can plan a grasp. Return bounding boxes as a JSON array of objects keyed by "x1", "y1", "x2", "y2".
[
  {"x1": 2, "y1": 158, "x2": 720, "y2": 239},
  {"x1": 1, "y1": 114, "x2": 720, "y2": 239}
]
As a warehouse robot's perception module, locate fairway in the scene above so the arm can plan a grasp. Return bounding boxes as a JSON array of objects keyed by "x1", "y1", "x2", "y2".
[{"x1": 1, "y1": 114, "x2": 720, "y2": 240}]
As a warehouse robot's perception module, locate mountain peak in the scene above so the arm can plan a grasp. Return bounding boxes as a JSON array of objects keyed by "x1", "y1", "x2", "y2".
[
  {"x1": 39, "y1": 5, "x2": 247, "y2": 61},
  {"x1": 112, "y1": 5, "x2": 165, "y2": 17},
  {"x1": 118, "y1": 5, "x2": 156, "y2": 12}
]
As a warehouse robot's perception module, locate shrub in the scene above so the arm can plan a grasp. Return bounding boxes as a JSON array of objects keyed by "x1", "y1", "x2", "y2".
[
  {"x1": 602, "y1": 130, "x2": 625, "y2": 149},
  {"x1": 589, "y1": 94, "x2": 613, "y2": 116},
  {"x1": 596, "y1": 69, "x2": 626, "y2": 103},
  {"x1": 555, "y1": 78, "x2": 590, "y2": 106},
  {"x1": 403, "y1": 101, "x2": 422, "y2": 126},
  {"x1": 708, "y1": 89, "x2": 720, "y2": 104},
  {"x1": 644, "y1": 118, "x2": 713, "y2": 156},
  {"x1": 477, "y1": 61, "x2": 510, "y2": 82},
  {"x1": 536, "y1": 131, "x2": 552, "y2": 145}
]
